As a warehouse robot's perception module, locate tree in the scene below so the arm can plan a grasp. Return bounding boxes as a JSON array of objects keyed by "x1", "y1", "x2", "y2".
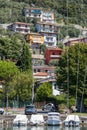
[
  {"x1": 0, "y1": 60, "x2": 19, "y2": 107},
  {"x1": 56, "y1": 43, "x2": 87, "y2": 108},
  {"x1": 17, "y1": 43, "x2": 32, "y2": 72},
  {"x1": 40, "y1": 44, "x2": 47, "y2": 54},
  {"x1": 36, "y1": 82, "x2": 52, "y2": 102},
  {"x1": 0, "y1": 36, "x2": 22, "y2": 61},
  {"x1": 10, "y1": 71, "x2": 33, "y2": 105}
]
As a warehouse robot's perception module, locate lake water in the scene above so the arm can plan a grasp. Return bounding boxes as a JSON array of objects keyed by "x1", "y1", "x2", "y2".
[{"x1": 0, "y1": 125, "x2": 87, "y2": 130}]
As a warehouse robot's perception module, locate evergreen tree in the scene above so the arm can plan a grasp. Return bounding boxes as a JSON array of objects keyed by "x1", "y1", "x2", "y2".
[{"x1": 17, "y1": 43, "x2": 32, "y2": 72}]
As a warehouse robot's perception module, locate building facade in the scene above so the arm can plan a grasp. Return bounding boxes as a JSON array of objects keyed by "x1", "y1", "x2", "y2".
[
  {"x1": 8, "y1": 22, "x2": 32, "y2": 34},
  {"x1": 23, "y1": 7, "x2": 42, "y2": 19},
  {"x1": 41, "y1": 11, "x2": 54, "y2": 23},
  {"x1": 45, "y1": 47, "x2": 63, "y2": 64},
  {"x1": 63, "y1": 37, "x2": 87, "y2": 46},
  {"x1": 36, "y1": 22, "x2": 60, "y2": 47},
  {"x1": 26, "y1": 33, "x2": 44, "y2": 53},
  {"x1": 23, "y1": 8, "x2": 54, "y2": 23}
]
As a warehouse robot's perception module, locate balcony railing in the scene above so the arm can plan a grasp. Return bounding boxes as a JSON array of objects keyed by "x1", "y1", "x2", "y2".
[{"x1": 50, "y1": 55, "x2": 61, "y2": 58}]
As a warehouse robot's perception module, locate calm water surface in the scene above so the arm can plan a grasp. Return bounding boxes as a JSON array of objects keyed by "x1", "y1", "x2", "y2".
[{"x1": 0, "y1": 125, "x2": 87, "y2": 130}]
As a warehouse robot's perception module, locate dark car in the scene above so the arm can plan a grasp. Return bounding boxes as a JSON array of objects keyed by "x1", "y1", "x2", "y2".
[
  {"x1": 0, "y1": 108, "x2": 4, "y2": 115},
  {"x1": 42, "y1": 103, "x2": 56, "y2": 112},
  {"x1": 25, "y1": 104, "x2": 37, "y2": 115}
]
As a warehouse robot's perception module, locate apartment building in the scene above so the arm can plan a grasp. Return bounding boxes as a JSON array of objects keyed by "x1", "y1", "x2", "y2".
[
  {"x1": 26, "y1": 33, "x2": 44, "y2": 51},
  {"x1": 23, "y1": 7, "x2": 42, "y2": 19},
  {"x1": 45, "y1": 47, "x2": 63, "y2": 64},
  {"x1": 36, "y1": 21, "x2": 60, "y2": 47},
  {"x1": 23, "y1": 8, "x2": 54, "y2": 23},
  {"x1": 8, "y1": 22, "x2": 32, "y2": 34},
  {"x1": 41, "y1": 11, "x2": 54, "y2": 23},
  {"x1": 63, "y1": 37, "x2": 87, "y2": 46}
]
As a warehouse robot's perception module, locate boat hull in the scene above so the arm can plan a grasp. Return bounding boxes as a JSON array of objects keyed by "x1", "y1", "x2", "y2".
[
  {"x1": 47, "y1": 120, "x2": 61, "y2": 126},
  {"x1": 64, "y1": 121, "x2": 80, "y2": 127},
  {"x1": 13, "y1": 121, "x2": 27, "y2": 126}
]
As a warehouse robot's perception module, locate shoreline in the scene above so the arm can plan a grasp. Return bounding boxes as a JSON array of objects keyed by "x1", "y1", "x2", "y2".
[{"x1": 0, "y1": 114, "x2": 87, "y2": 126}]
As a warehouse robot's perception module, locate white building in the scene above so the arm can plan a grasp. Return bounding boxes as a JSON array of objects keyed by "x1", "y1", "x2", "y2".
[
  {"x1": 41, "y1": 11, "x2": 54, "y2": 23},
  {"x1": 23, "y1": 7, "x2": 42, "y2": 19},
  {"x1": 8, "y1": 22, "x2": 32, "y2": 34},
  {"x1": 23, "y1": 8, "x2": 55, "y2": 23},
  {"x1": 36, "y1": 22, "x2": 60, "y2": 47}
]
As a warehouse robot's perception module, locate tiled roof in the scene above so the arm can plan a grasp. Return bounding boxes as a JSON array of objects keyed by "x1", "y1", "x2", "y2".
[
  {"x1": 24, "y1": 7, "x2": 42, "y2": 10},
  {"x1": 34, "y1": 72, "x2": 48, "y2": 76},
  {"x1": 33, "y1": 65, "x2": 55, "y2": 70},
  {"x1": 13, "y1": 22, "x2": 32, "y2": 26}
]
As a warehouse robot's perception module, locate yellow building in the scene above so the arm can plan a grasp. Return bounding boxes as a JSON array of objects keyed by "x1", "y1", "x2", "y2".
[
  {"x1": 26, "y1": 33, "x2": 44, "y2": 54},
  {"x1": 26, "y1": 33, "x2": 44, "y2": 45}
]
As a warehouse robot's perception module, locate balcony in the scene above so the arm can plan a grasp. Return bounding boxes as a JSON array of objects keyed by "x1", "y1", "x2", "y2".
[{"x1": 50, "y1": 55, "x2": 61, "y2": 58}]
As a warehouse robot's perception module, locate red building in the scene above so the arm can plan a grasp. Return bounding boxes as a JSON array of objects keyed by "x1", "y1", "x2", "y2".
[{"x1": 45, "y1": 47, "x2": 63, "y2": 64}]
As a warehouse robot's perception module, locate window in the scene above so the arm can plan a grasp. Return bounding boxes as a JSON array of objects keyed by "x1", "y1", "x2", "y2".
[
  {"x1": 38, "y1": 69, "x2": 40, "y2": 72},
  {"x1": 46, "y1": 37, "x2": 49, "y2": 41},
  {"x1": 52, "y1": 52, "x2": 55, "y2": 55}
]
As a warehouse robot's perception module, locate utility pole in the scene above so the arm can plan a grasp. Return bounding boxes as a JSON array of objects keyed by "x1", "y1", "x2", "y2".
[{"x1": 32, "y1": 62, "x2": 34, "y2": 104}]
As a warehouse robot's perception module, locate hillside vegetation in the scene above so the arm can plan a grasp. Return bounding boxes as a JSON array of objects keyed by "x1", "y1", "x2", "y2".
[{"x1": 0, "y1": 0, "x2": 87, "y2": 27}]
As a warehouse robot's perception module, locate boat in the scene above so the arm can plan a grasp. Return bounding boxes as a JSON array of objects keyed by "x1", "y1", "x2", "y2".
[
  {"x1": 46, "y1": 112, "x2": 62, "y2": 126},
  {"x1": 63, "y1": 114, "x2": 81, "y2": 127},
  {"x1": 13, "y1": 114, "x2": 29, "y2": 126},
  {"x1": 29, "y1": 114, "x2": 45, "y2": 126}
]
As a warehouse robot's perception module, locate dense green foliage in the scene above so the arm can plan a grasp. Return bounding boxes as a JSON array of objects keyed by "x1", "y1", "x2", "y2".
[
  {"x1": 16, "y1": 43, "x2": 32, "y2": 72},
  {"x1": 0, "y1": 60, "x2": 33, "y2": 107},
  {"x1": 0, "y1": 60, "x2": 19, "y2": 107},
  {"x1": 0, "y1": 36, "x2": 33, "y2": 107},
  {"x1": 36, "y1": 82, "x2": 52, "y2": 102},
  {"x1": 56, "y1": 43, "x2": 87, "y2": 107},
  {"x1": 10, "y1": 71, "x2": 33, "y2": 102},
  {"x1": 0, "y1": 0, "x2": 87, "y2": 27},
  {"x1": 0, "y1": 36, "x2": 22, "y2": 61},
  {"x1": 0, "y1": 60, "x2": 19, "y2": 82}
]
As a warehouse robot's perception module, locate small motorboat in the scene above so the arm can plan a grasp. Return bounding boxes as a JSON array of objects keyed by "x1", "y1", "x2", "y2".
[
  {"x1": 29, "y1": 114, "x2": 45, "y2": 126},
  {"x1": 13, "y1": 114, "x2": 29, "y2": 126},
  {"x1": 47, "y1": 112, "x2": 62, "y2": 126},
  {"x1": 63, "y1": 114, "x2": 81, "y2": 127}
]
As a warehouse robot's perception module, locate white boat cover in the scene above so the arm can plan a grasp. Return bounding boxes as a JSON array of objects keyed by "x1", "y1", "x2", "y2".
[
  {"x1": 13, "y1": 114, "x2": 28, "y2": 124},
  {"x1": 30, "y1": 114, "x2": 44, "y2": 124},
  {"x1": 64, "y1": 115, "x2": 80, "y2": 122}
]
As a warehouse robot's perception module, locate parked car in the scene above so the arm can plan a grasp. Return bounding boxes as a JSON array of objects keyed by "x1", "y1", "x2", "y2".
[
  {"x1": 42, "y1": 103, "x2": 56, "y2": 112},
  {"x1": 25, "y1": 104, "x2": 37, "y2": 115},
  {"x1": 0, "y1": 108, "x2": 4, "y2": 115}
]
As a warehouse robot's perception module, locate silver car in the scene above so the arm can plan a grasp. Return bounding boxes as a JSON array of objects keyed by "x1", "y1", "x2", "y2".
[{"x1": 25, "y1": 105, "x2": 37, "y2": 115}]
